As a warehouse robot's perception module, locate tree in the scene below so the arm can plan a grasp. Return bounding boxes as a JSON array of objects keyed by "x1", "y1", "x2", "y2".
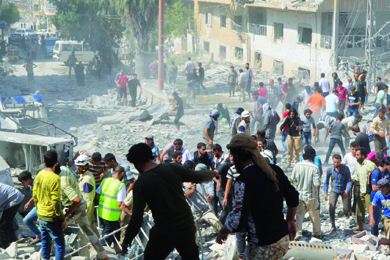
[
  {"x1": 50, "y1": 0, "x2": 123, "y2": 64},
  {"x1": 164, "y1": 0, "x2": 193, "y2": 39},
  {"x1": 115, "y1": 0, "x2": 160, "y2": 78},
  {"x1": 0, "y1": 3, "x2": 21, "y2": 26}
]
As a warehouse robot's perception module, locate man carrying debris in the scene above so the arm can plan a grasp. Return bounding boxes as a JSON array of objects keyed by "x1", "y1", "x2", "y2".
[
  {"x1": 33, "y1": 150, "x2": 66, "y2": 260},
  {"x1": 324, "y1": 154, "x2": 352, "y2": 234},
  {"x1": 355, "y1": 147, "x2": 377, "y2": 231},
  {"x1": 217, "y1": 134, "x2": 299, "y2": 259},
  {"x1": 57, "y1": 165, "x2": 109, "y2": 260},
  {"x1": 75, "y1": 154, "x2": 99, "y2": 237},
  {"x1": 291, "y1": 147, "x2": 321, "y2": 240},
  {"x1": 237, "y1": 110, "x2": 251, "y2": 135},
  {"x1": 122, "y1": 143, "x2": 215, "y2": 259},
  {"x1": 0, "y1": 183, "x2": 25, "y2": 249},
  {"x1": 97, "y1": 166, "x2": 132, "y2": 256},
  {"x1": 230, "y1": 107, "x2": 244, "y2": 137}
]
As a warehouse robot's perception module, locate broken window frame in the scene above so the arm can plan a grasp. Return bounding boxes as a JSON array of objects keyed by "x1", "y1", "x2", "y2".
[
  {"x1": 235, "y1": 47, "x2": 243, "y2": 60},
  {"x1": 231, "y1": 16, "x2": 243, "y2": 32},
  {"x1": 298, "y1": 26, "x2": 312, "y2": 45}
]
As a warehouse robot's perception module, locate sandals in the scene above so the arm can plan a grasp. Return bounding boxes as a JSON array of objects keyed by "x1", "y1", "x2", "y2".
[{"x1": 29, "y1": 237, "x2": 42, "y2": 245}]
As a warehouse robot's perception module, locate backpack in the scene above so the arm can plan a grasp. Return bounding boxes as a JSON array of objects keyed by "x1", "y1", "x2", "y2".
[
  {"x1": 366, "y1": 168, "x2": 381, "y2": 194},
  {"x1": 365, "y1": 121, "x2": 374, "y2": 142}
]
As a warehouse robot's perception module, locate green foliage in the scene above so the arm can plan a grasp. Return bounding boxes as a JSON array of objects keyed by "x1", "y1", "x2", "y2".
[
  {"x1": 0, "y1": 3, "x2": 21, "y2": 26},
  {"x1": 49, "y1": 0, "x2": 124, "y2": 63},
  {"x1": 0, "y1": 61, "x2": 14, "y2": 77},
  {"x1": 164, "y1": 0, "x2": 193, "y2": 39}
]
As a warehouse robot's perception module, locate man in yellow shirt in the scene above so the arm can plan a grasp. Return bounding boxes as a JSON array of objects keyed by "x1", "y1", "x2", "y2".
[
  {"x1": 74, "y1": 154, "x2": 99, "y2": 237},
  {"x1": 33, "y1": 150, "x2": 66, "y2": 260},
  {"x1": 370, "y1": 108, "x2": 390, "y2": 151}
]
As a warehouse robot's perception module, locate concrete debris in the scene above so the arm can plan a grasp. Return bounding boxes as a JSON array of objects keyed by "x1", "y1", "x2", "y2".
[{"x1": 5, "y1": 242, "x2": 17, "y2": 258}]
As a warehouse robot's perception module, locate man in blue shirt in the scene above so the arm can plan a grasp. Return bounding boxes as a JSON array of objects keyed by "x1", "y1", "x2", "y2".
[
  {"x1": 290, "y1": 96, "x2": 303, "y2": 112},
  {"x1": 370, "y1": 178, "x2": 390, "y2": 239},
  {"x1": 324, "y1": 154, "x2": 352, "y2": 233},
  {"x1": 370, "y1": 158, "x2": 390, "y2": 235}
]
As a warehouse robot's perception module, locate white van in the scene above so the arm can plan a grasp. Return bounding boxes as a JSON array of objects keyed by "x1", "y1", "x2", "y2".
[
  {"x1": 15, "y1": 28, "x2": 34, "y2": 37},
  {"x1": 53, "y1": 41, "x2": 95, "y2": 63}
]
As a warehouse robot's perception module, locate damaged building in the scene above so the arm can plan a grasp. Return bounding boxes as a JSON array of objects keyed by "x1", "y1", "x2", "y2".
[{"x1": 182, "y1": 0, "x2": 390, "y2": 82}]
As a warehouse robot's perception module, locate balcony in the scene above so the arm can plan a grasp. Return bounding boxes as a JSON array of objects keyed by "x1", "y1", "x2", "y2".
[{"x1": 249, "y1": 23, "x2": 267, "y2": 36}]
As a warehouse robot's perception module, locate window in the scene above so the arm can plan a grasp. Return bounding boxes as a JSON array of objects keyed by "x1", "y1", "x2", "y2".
[
  {"x1": 231, "y1": 16, "x2": 243, "y2": 31},
  {"x1": 273, "y1": 60, "x2": 284, "y2": 74},
  {"x1": 298, "y1": 27, "x2": 312, "y2": 44},
  {"x1": 274, "y1": 23, "x2": 283, "y2": 41},
  {"x1": 204, "y1": 41, "x2": 210, "y2": 53},
  {"x1": 220, "y1": 15, "x2": 226, "y2": 28},
  {"x1": 205, "y1": 13, "x2": 212, "y2": 26},
  {"x1": 235, "y1": 47, "x2": 243, "y2": 60},
  {"x1": 219, "y1": 46, "x2": 226, "y2": 60}
]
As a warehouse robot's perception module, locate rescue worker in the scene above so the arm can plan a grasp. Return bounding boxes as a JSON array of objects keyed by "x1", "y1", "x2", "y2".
[
  {"x1": 74, "y1": 154, "x2": 99, "y2": 237},
  {"x1": 237, "y1": 111, "x2": 251, "y2": 135},
  {"x1": 97, "y1": 166, "x2": 132, "y2": 256}
]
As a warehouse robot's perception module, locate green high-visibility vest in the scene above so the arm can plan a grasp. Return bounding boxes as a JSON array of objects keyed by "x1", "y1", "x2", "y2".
[{"x1": 98, "y1": 177, "x2": 125, "y2": 221}]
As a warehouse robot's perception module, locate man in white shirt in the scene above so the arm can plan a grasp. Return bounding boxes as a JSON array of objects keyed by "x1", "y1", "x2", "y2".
[
  {"x1": 319, "y1": 73, "x2": 330, "y2": 97},
  {"x1": 342, "y1": 141, "x2": 359, "y2": 217},
  {"x1": 343, "y1": 77, "x2": 352, "y2": 93},
  {"x1": 184, "y1": 57, "x2": 194, "y2": 81}
]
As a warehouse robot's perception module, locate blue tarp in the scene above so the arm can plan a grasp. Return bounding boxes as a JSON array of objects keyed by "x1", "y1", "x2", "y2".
[{"x1": 1, "y1": 94, "x2": 43, "y2": 104}]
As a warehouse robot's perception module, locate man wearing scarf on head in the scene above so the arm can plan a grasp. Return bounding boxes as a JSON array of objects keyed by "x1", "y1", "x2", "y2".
[{"x1": 217, "y1": 134, "x2": 299, "y2": 259}]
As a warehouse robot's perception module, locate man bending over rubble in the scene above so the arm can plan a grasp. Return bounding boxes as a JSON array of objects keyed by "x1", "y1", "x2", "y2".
[
  {"x1": 217, "y1": 134, "x2": 299, "y2": 260},
  {"x1": 56, "y1": 165, "x2": 109, "y2": 260},
  {"x1": 122, "y1": 143, "x2": 215, "y2": 259}
]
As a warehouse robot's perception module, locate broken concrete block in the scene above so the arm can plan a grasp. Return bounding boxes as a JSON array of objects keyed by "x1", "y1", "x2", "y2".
[
  {"x1": 0, "y1": 250, "x2": 10, "y2": 260},
  {"x1": 71, "y1": 257, "x2": 87, "y2": 260},
  {"x1": 5, "y1": 242, "x2": 17, "y2": 258},
  {"x1": 102, "y1": 125, "x2": 112, "y2": 131},
  {"x1": 348, "y1": 244, "x2": 369, "y2": 254},
  {"x1": 352, "y1": 231, "x2": 379, "y2": 251}
]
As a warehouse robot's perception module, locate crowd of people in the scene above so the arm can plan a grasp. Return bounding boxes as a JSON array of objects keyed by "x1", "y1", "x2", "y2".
[{"x1": 4, "y1": 59, "x2": 390, "y2": 260}]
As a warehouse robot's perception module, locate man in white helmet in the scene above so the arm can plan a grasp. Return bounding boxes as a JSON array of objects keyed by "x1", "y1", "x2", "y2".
[
  {"x1": 74, "y1": 154, "x2": 98, "y2": 237},
  {"x1": 237, "y1": 111, "x2": 251, "y2": 135}
]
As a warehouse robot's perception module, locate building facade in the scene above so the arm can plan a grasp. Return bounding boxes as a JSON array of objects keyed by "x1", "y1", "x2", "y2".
[{"x1": 191, "y1": 0, "x2": 390, "y2": 81}]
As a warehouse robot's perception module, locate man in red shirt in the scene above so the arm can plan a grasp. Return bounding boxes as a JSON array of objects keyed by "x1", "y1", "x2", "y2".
[
  {"x1": 279, "y1": 103, "x2": 291, "y2": 154},
  {"x1": 336, "y1": 81, "x2": 348, "y2": 114},
  {"x1": 116, "y1": 72, "x2": 129, "y2": 106}
]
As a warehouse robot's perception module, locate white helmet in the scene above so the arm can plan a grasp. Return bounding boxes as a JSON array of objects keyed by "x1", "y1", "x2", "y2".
[
  {"x1": 74, "y1": 154, "x2": 90, "y2": 166},
  {"x1": 241, "y1": 111, "x2": 250, "y2": 118},
  {"x1": 261, "y1": 150, "x2": 274, "y2": 163}
]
